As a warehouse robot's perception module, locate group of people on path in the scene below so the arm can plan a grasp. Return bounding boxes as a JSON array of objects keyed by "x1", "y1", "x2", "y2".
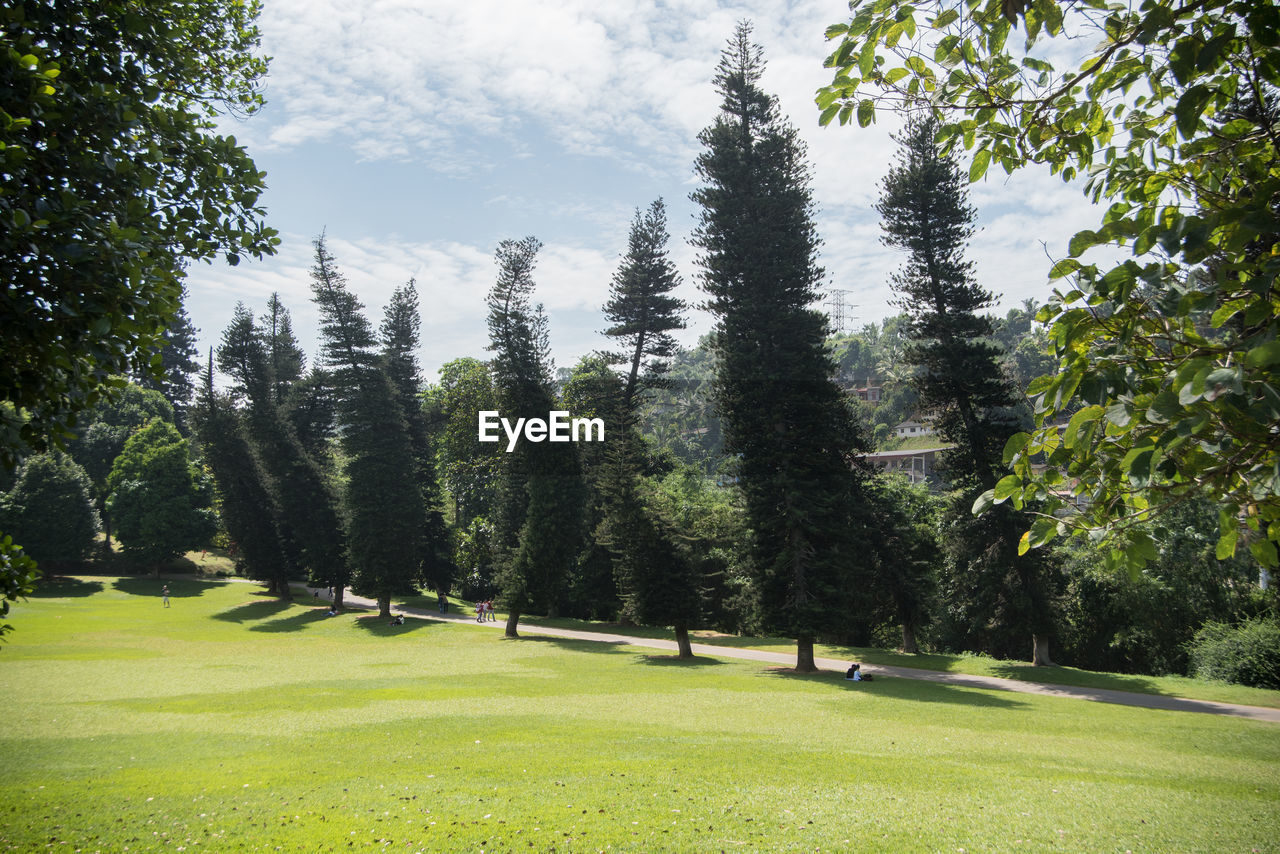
[{"x1": 475, "y1": 599, "x2": 496, "y2": 622}]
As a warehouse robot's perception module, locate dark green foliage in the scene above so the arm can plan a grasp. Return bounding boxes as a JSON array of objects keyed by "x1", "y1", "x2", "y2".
[
  {"x1": 692, "y1": 22, "x2": 873, "y2": 669},
  {"x1": 455, "y1": 516, "x2": 496, "y2": 601},
  {"x1": 598, "y1": 460, "x2": 700, "y2": 648},
  {"x1": 0, "y1": 0, "x2": 276, "y2": 469},
  {"x1": 310, "y1": 236, "x2": 423, "y2": 615},
  {"x1": 636, "y1": 337, "x2": 724, "y2": 473},
  {"x1": 134, "y1": 287, "x2": 200, "y2": 433},
  {"x1": 863, "y1": 474, "x2": 939, "y2": 652},
  {"x1": 193, "y1": 362, "x2": 289, "y2": 588},
  {"x1": 283, "y1": 367, "x2": 338, "y2": 465},
  {"x1": 877, "y1": 112, "x2": 1052, "y2": 662},
  {"x1": 1055, "y1": 501, "x2": 1261, "y2": 675},
  {"x1": 427, "y1": 358, "x2": 502, "y2": 525},
  {"x1": 339, "y1": 374, "x2": 428, "y2": 609},
  {"x1": 603, "y1": 199, "x2": 687, "y2": 409},
  {"x1": 380, "y1": 280, "x2": 452, "y2": 594},
  {"x1": 876, "y1": 114, "x2": 1018, "y2": 488},
  {"x1": 485, "y1": 237, "x2": 585, "y2": 628},
  {"x1": 0, "y1": 535, "x2": 39, "y2": 642},
  {"x1": 216, "y1": 301, "x2": 349, "y2": 596},
  {"x1": 931, "y1": 492, "x2": 1061, "y2": 660},
  {"x1": 260, "y1": 293, "x2": 306, "y2": 406},
  {"x1": 107, "y1": 419, "x2": 216, "y2": 567},
  {"x1": 312, "y1": 236, "x2": 379, "y2": 379},
  {"x1": 561, "y1": 356, "x2": 628, "y2": 620},
  {"x1": 66, "y1": 383, "x2": 174, "y2": 551},
  {"x1": 649, "y1": 466, "x2": 753, "y2": 634},
  {"x1": 1187, "y1": 619, "x2": 1280, "y2": 689},
  {"x1": 0, "y1": 451, "x2": 98, "y2": 567}
]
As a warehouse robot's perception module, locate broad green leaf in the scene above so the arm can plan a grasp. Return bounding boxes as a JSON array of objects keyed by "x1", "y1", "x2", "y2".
[
  {"x1": 969, "y1": 148, "x2": 991, "y2": 182},
  {"x1": 1068, "y1": 229, "x2": 1097, "y2": 256},
  {"x1": 1002, "y1": 432, "x2": 1032, "y2": 465},
  {"x1": 1245, "y1": 340, "x2": 1280, "y2": 368},
  {"x1": 1049, "y1": 258, "x2": 1080, "y2": 279},
  {"x1": 1250, "y1": 538, "x2": 1278, "y2": 567},
  {"x1": 857, "y1": 99, "x2": 875, "y2": 127},
  {"x1": 1017, "y1": 530, "x2": 1032, "y2": 556},
  {"x1": 972, "y1": 489, "x2": 996, "y2": 515},
  {"x1": 993, "y1": 474, "x2": 1022, "y2": 501},
  {"x1": 1175, "y1": 84, "x2": 1212, "y2": 139}
]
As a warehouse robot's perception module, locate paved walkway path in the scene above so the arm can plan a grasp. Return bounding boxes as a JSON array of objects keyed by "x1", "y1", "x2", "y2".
[{"x1": 299, "y1": 585, "x2": 1280, "y2": 725}]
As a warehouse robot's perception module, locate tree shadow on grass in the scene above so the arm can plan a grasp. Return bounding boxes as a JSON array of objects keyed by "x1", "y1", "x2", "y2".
[
  {"x1": 505, "y1": 634, "x2": 636, "y2": 656},
  {"x1": 757, "y1": 666, "x2": 1029, "y2": 710},
  {"x1": 29, "y1": 576, "x2": 104, "y2": 598},
  {"x1": 248, "y1": 606, "x2": 337, "y2": 633},
  {"x1": 211, "y1": 598, "x2": 294, "y2": 623},
  {"x1": 982, "y1": 662, "x2": 1166, "y2": 697},
  {"x1": 638, "y1": 654, "x2": 724, "y2": 668},
  {"x1": 113, "y1": 575, "x2": 223, "y2": 599},
  {"x1": 350, "y1": 613, "x2": 447, "y2": 636}
]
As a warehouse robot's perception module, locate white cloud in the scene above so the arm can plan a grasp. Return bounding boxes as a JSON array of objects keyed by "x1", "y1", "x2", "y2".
[{"x1": 191, "y1": 0, "x2": 1125, "y2": 379}]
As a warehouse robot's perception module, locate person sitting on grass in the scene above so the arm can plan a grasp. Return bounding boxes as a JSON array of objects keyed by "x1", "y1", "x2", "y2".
[{"x1": 846, "y1": 663, "x2": 873, "y2": 682}]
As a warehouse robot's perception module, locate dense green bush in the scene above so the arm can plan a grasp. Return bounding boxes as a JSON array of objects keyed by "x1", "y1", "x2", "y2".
[
  {"x1": 1187, "y1": 619, "x2": 1280, "y2": 689},
  {"x1": 0, "y1": 451, "x2": 99, "y2": 567},
  {"x1": 1055, "y1": 501, "x2": 1260, "y2": 675}
]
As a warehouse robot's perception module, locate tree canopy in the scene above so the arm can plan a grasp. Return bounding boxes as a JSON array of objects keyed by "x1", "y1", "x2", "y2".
[
  {"x1": 1, "y1": 0, "x2": 277, "y2": 467},
  {"x1": 695, "y1": 22, "x2": 875, "y2": 671},
  {"x1": 819, "y1": 0, "x2": 1280, "y2": 570}
]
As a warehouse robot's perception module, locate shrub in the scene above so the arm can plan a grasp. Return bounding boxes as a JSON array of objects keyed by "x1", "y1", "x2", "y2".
[
  {"x1": 0, "y1": 451, "x2": 99, "y2": 567},
  {"x1": 1187, "y1": 619, "x2": 1280, "y2": 689}
]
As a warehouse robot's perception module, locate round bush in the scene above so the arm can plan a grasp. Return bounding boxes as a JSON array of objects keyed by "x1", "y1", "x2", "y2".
[{"x1": 1187, "y1": 618, "x2": 1280, "y2": 689}]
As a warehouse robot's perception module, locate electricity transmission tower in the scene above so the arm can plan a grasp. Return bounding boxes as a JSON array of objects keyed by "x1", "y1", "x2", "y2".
[{"x1": 824, "y1": 288, "x2": 854, "y2": 334}]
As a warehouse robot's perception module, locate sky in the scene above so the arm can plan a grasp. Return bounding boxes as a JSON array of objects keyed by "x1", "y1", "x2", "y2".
[{"x1": 186, "y1": 0, "x2": 1108, "y2": 383}]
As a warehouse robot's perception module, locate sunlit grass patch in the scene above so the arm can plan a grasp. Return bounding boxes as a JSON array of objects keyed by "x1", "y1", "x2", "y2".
[{"x1": 2, "y1": 578, "x2": 1277, "y2": 852}]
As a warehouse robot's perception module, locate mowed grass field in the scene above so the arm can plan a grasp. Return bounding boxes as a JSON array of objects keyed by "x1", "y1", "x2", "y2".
[{"x1": 2, "y1": 577, "x2": 1278, "y2": 853}]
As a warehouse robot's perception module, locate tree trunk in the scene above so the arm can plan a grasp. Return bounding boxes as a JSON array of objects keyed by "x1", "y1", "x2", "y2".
[
  {"x1": 333, "y1": 585, "x2": 345, "y2": 610},
  {"x1": 901, "y1": 622, "x2": 918, "y2": 654},
  {"x1": 795, "y1": 635, "x2": 817, "y2": 673},
  {"x1": 1032, "y1": 634, "x2": 1053, "y2": 666},
  {"x1": 378, "y1": 595, "x2": 391, "y2": 619},
  {"x1": 505, "y1": 608, "x2": 521, "y2": 638},
  {"x1": 278, "y1": 580, "x2": 292, "y2": 601},
  {"x1": 546, "y1": 602, "x2": 558, "y2": 619},
  {"x1": 674, "y1": 620, "x2": 693, "y2": 659}
]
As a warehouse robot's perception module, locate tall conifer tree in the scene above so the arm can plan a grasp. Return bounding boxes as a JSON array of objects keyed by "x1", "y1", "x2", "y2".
[
  {"x1": 603, "y1": 199, "x2": 687, "y2": 411},
  {"x1": 310, "y1": 236, "x2": 425, "y2": 617},
  {"x1": 598, "y1": 205, "x2": 699, "y2": 653},
  {"x1": 485, "y1": 237, "x2": 585, "y2": 636},
  {"x1": 217, "y1": 302, "x2": 347, "y2": 600},
  {"x1": 692, "y1": 22, "x2": 874, "y2": 671},
  {"x1": 135, "y1": 285, "x2": 200, "y2": 433},
  {"x1": 876, "y1": 113, "x2": 1055, "y2": 664},
  {"x1": 260, "y1": 292, "x2": 306, "y2": 407},
  {"x1": 381, "y1": 280, "x2": 452, "y2": 595},
  {"x1": 194, "y1": 354, "x2": 291, "y2": 590}
]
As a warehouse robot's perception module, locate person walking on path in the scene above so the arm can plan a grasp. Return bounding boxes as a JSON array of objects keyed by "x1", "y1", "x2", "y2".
[{"x1": 162, "y1": 585, "x2": 170, "y2": 608}]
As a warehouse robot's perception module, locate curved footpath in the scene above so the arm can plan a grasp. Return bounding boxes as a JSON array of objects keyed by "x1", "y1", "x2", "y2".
[{"x1": 305, "y1": 586, "x2": 1280, "y2": 725}]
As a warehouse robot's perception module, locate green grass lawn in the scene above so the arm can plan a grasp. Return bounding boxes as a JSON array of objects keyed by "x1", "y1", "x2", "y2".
[
  {"x1": 3, "y1": 577, "x2": 1278, "y2": 852},
  {"x1": 513, "y1": 615, "x2": 1280, "y2": 710}
]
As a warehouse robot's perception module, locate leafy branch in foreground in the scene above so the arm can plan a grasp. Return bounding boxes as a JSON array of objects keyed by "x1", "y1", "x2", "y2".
[{"x1": 819, "y1": 0, "x2": 1280, "y2": 570}]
